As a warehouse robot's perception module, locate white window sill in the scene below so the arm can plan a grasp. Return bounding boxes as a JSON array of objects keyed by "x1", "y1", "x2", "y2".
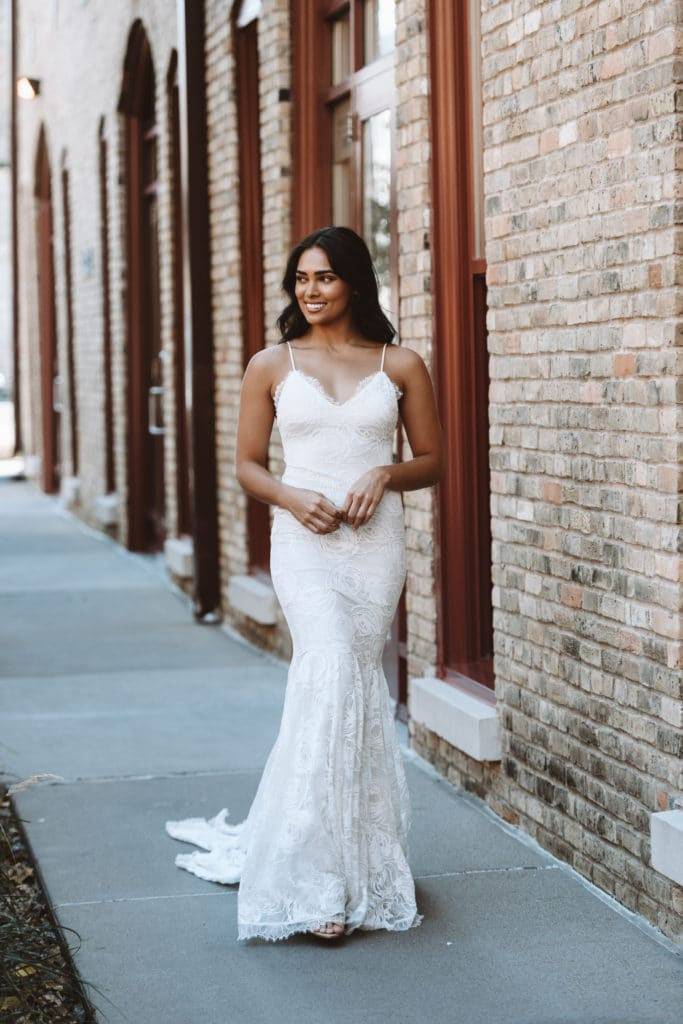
[
  {"x1": 164, "y1": 536, "x2": 194, "y2": 579},
  {"x1": 408, "y1": 674, "x2": 501, "y2": 762},
  {"x1": 650, "y1": 809, "x2": 683, "y2": 887},
  {"x1": 94, "y1": 492, "x2": 119, "y2": 526},
  {"x1": 227, "y1": 573, "x2": 279, "y2": 625}
]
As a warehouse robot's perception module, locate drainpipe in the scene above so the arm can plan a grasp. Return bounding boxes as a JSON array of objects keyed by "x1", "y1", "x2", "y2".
[{"x1": 176, "y1": 0, "x2": 221, "y2": 622}]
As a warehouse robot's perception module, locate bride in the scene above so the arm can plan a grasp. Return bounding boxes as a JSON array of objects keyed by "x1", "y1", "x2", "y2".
[{"x1": 166, "y1": 226, "x2": 443, "y2": 942}]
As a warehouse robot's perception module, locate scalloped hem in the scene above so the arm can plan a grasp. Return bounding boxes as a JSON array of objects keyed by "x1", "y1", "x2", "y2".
[{"x1": 237, "y1": 911, "x2": 424, "y2": 943}]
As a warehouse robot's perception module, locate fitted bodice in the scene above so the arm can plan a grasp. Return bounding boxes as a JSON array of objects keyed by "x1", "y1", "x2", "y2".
[{"x1": 273, "y1": 343, "x2": 403, "y2": 506}]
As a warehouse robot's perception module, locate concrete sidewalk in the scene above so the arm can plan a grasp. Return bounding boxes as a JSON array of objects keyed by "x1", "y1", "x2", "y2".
[{"x1": 1, "y1": 477, "x2": 681, "y2": 1024}]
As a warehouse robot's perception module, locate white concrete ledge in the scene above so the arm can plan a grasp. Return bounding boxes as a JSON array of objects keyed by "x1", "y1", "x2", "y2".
[
  {"x1": 164, "y1": 536, "x2": 194, "y2": 579},
  {"x1": 94, "y1": 492, "x2": 120, "y2": 527},
  {"x1": 408, "y1": 675, "x2": 501, "y2": 762},
  {"x1": 227, "y1": 573, "x2": 279, "y2": 625},
  {"x1": 60, "y1": 476, "x2": 80, "y2": 509},
  {"x1": 650, "y1": 810, "x2": 683, "y2": 887},
  {"x1": 23, "y1": 454, "x2": 40, "y2": 479}
]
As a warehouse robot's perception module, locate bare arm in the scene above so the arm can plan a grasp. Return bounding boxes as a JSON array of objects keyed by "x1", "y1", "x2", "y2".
[
  {"x1": 341, "y1": 346, "x2": 444, "y2": 528},
  {"x1": 233, "y1": 349, "x2": 290, "y2": 509},
  {"x1": 234, "y1": 349, "x2": 343, "y2": 533},
  {"x1": 381, "y1": 346, "x2": 444, "y2": 493}
]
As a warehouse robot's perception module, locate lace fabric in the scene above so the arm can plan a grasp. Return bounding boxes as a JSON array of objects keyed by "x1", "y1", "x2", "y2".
[{"x1": 166, "y1": 343, "x2": 423, "y2": 942}]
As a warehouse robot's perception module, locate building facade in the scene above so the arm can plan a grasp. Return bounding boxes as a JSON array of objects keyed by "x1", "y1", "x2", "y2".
[
  {"x1": 13, "y1": 0, "x2": 682, "y2": 942},
  {"x1": 0, "y1": 0, "x2": 12, "y2": 422}
]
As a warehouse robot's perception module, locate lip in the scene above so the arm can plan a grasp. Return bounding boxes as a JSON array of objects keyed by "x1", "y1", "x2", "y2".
[{"x1": 304, "y1": 302, "x2": 326, "y2": 312}]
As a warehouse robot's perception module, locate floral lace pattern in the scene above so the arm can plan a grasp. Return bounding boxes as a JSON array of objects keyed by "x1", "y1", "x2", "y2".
[{"x1": 166, "y1": 344, "x2": 423, "y2": 942}]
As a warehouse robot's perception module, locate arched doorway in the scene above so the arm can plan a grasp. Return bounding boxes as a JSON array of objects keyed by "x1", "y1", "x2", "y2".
[
  {"x1": 34, "y1": 126, "x2": 60, "y2": 494},
  {"x1": 118, "y1": 21, "x2": 166, "y2": 552}
]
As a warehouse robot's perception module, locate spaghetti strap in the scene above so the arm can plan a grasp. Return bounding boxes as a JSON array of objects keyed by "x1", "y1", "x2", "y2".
[
  {"x1": 286, "y1": 340, "x2": 296, "y2": 371},
  {"x1": 380, "y1": 342, "x2": 387, "y2": 373}
]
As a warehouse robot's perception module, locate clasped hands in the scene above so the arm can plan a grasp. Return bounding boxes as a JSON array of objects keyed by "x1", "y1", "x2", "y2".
[{"x1": 285, "y1": 467, "x2": 391, "y2": 534}]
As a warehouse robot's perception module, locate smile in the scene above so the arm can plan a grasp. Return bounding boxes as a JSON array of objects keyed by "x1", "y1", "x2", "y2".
[{"x1": 305, "y1": 302, "x2": 326, "y2": 312}]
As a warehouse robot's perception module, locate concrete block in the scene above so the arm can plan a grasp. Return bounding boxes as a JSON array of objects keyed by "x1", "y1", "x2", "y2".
[
  {"x1": 409, "y1": 675, "x2": 501, "y2": 762},
  {"x1": 164, "y1": 536, "x2": 194, "y2": 579},
  {"x1": 94, "y1": 492, "x2": 120, "y2": 526},
  {"x1": 227, "y1": 573, "x2": 279, "y2": 625},
  {"x1": 60, "y1": 476, "x2": 80, "y2": 509},
  {"x1": 650, "y1": 809, "x2": 683, "y2": 886}
]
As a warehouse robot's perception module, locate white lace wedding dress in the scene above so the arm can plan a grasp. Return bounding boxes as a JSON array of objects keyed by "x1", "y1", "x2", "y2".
[{"x1": 165, "y1": 340, "x2": 423, "y2": 942}]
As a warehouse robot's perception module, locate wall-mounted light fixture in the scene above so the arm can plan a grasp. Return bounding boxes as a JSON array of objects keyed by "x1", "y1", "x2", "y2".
[{"x1": 16, "y1": 77, "x2": 40, "y2": 100}]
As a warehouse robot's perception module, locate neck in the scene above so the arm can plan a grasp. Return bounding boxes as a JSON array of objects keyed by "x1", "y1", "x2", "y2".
[{"x1": 306, "y1": 315, "x2": 359, "y2": 350}]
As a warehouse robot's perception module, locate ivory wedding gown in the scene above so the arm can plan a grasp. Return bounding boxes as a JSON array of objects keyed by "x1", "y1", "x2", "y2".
[{"x1": 165, "y1": 340, "x2": 423, "y2": 942}]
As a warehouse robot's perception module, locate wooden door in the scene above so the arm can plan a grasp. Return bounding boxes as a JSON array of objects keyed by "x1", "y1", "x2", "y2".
[
  {"x1": 120, "y1": 22, "x2": 166, "y2": 552},
  {"x1": 168, "y1": 56, "x2": 192, "y2": 538}
]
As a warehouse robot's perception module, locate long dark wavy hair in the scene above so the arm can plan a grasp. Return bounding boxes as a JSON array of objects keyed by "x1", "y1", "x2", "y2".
[{"x1": 276, "y1": 226, "x2": 396, "y2": 345}]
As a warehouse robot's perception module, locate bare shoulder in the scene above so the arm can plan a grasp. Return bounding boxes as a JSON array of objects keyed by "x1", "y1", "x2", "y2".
[
  {"x1": 242, "y1": 343, "x2": 291, "y2": 400},
  {"x1": 383, "y1": 343, "x2": 430, "y2": 394}
]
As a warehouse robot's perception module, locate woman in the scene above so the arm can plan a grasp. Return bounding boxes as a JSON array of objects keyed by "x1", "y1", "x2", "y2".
[{"x1": 166, "y1": 226, "x2": 443, "y2": 942}]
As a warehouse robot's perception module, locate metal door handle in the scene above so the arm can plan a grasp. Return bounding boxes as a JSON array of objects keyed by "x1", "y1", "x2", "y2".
[
  {"x1": 148, "y1": 385, "x2": 165, "y2": 435},
  {"x1": 52, "y1": 374, "x2": 63, "y2": 413}
]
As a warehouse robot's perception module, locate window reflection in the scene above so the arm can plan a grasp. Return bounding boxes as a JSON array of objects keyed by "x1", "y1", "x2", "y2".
[
  {"x1": 362, "y1": 109, "x2": 392, "y2": 313},
  {"x1": 332, "y1": 99, "x2": 352, "y2": 226},
  {"x1": 363, "y1": 0, "x2": 396, "y2": 64}
]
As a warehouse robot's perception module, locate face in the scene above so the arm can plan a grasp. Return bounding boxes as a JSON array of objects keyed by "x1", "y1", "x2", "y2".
[{"x1": 294, "y1": 246, "x2": 353, "y2": 327}]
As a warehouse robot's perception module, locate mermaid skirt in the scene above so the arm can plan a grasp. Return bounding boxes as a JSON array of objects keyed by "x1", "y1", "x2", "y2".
[{"x1": 166, "y1": 483, "x2": 422, "y2": 942}]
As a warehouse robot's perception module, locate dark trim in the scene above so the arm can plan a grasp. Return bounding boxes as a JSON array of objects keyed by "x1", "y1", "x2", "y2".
[
  {"x1": 121, "y1": 21, "x2": 165, "y2": 552},
  {"x1": 167, "y1": 51, "x2": 192, "y2": 537},
  {"x1": 118, "y1": 19, "x2": 155, "y2": 118},
  {"x1": 60, "y1": 161, "x2": 79, "y2": 477},
  {"x1": 34, "y1": 126, "x2": 60, "y2": 494},
  {"x1": 233, "y1": 11, "x2": 270, "y2": 575},
  {"x1": 98, "y1": 120, "x2": 116, "y2": 494},
  {"x1": 291, "y1": 0, "x2": 330, "y2": 238},
  {"x1": 177, "y1": 0, "x2": 221, "y2": 619},
  {"x1": 10, "y1": 0, "x2": 22, "y2": 454},
  {"x1": 428, "y1": 0, "x2": 494, "y2": 688}
]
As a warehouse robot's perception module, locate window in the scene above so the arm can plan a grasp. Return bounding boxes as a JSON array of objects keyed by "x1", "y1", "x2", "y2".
[
  {"x1": 323, "y1": 0, "x2": 397, "y2": 317},
  {"x1": 293, "y1": 0, "x2": 397, "y2": 317}
]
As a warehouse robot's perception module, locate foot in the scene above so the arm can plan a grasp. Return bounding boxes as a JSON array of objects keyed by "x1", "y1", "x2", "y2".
[{"x1": 311, "y1": 920, "x2": 345, "y2": 939}]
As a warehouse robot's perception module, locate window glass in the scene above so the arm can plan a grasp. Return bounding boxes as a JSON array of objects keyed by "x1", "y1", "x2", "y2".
[
  {"x1": 362, "y1": 109, "x2": 392, "y2": 312},
  {"x1": 332, "y1": 99, "x2": 352, "y2": 226},
  {"x1": 331, "y1": 14, "x2": 351, "y2": 85},
  {"x1": 363, "y1": 0, "x2": 396, "y2": 64}
]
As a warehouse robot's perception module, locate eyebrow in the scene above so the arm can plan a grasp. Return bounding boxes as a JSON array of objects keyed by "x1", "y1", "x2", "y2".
[{"x1": 295, "y1": 269, "x2": 335, "y2": 276}]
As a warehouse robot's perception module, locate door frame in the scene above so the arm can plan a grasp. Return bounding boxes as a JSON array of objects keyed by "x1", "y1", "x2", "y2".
[
  {"x1": 429, "y1": 0, "x2": 494, "y2": 691},
  {"x1": 34, "y1": 126, "x2": 60, "y2": 494}
]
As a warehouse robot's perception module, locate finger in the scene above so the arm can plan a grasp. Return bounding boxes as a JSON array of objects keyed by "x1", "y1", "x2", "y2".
[
  {"x1": 355, "y1": 498, "x2": 372, "y2": 527},
  {"x1": 318, "y1": 495, "x2": 343, "y2": 518},
  {"x1": 310, "y1": 511, "x2": 339, "y2": 533},
  {"x1": 346, "y1": 495, "x2": 363, "y2": 528},
  {"x1": 315, "y1": 506, "x2": 341, "y2": 528},
  {"x1": 358, "y1": 500, "x2": 376, "y2": 526}
]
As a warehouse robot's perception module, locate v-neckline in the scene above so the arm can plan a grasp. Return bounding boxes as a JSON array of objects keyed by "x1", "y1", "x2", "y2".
[
  {"x1": 274, "y1": 368, "x2": 388, "y2": 409},
  {"x1": 293, "y1": 368, "x2": 385, "y2": 407}
]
